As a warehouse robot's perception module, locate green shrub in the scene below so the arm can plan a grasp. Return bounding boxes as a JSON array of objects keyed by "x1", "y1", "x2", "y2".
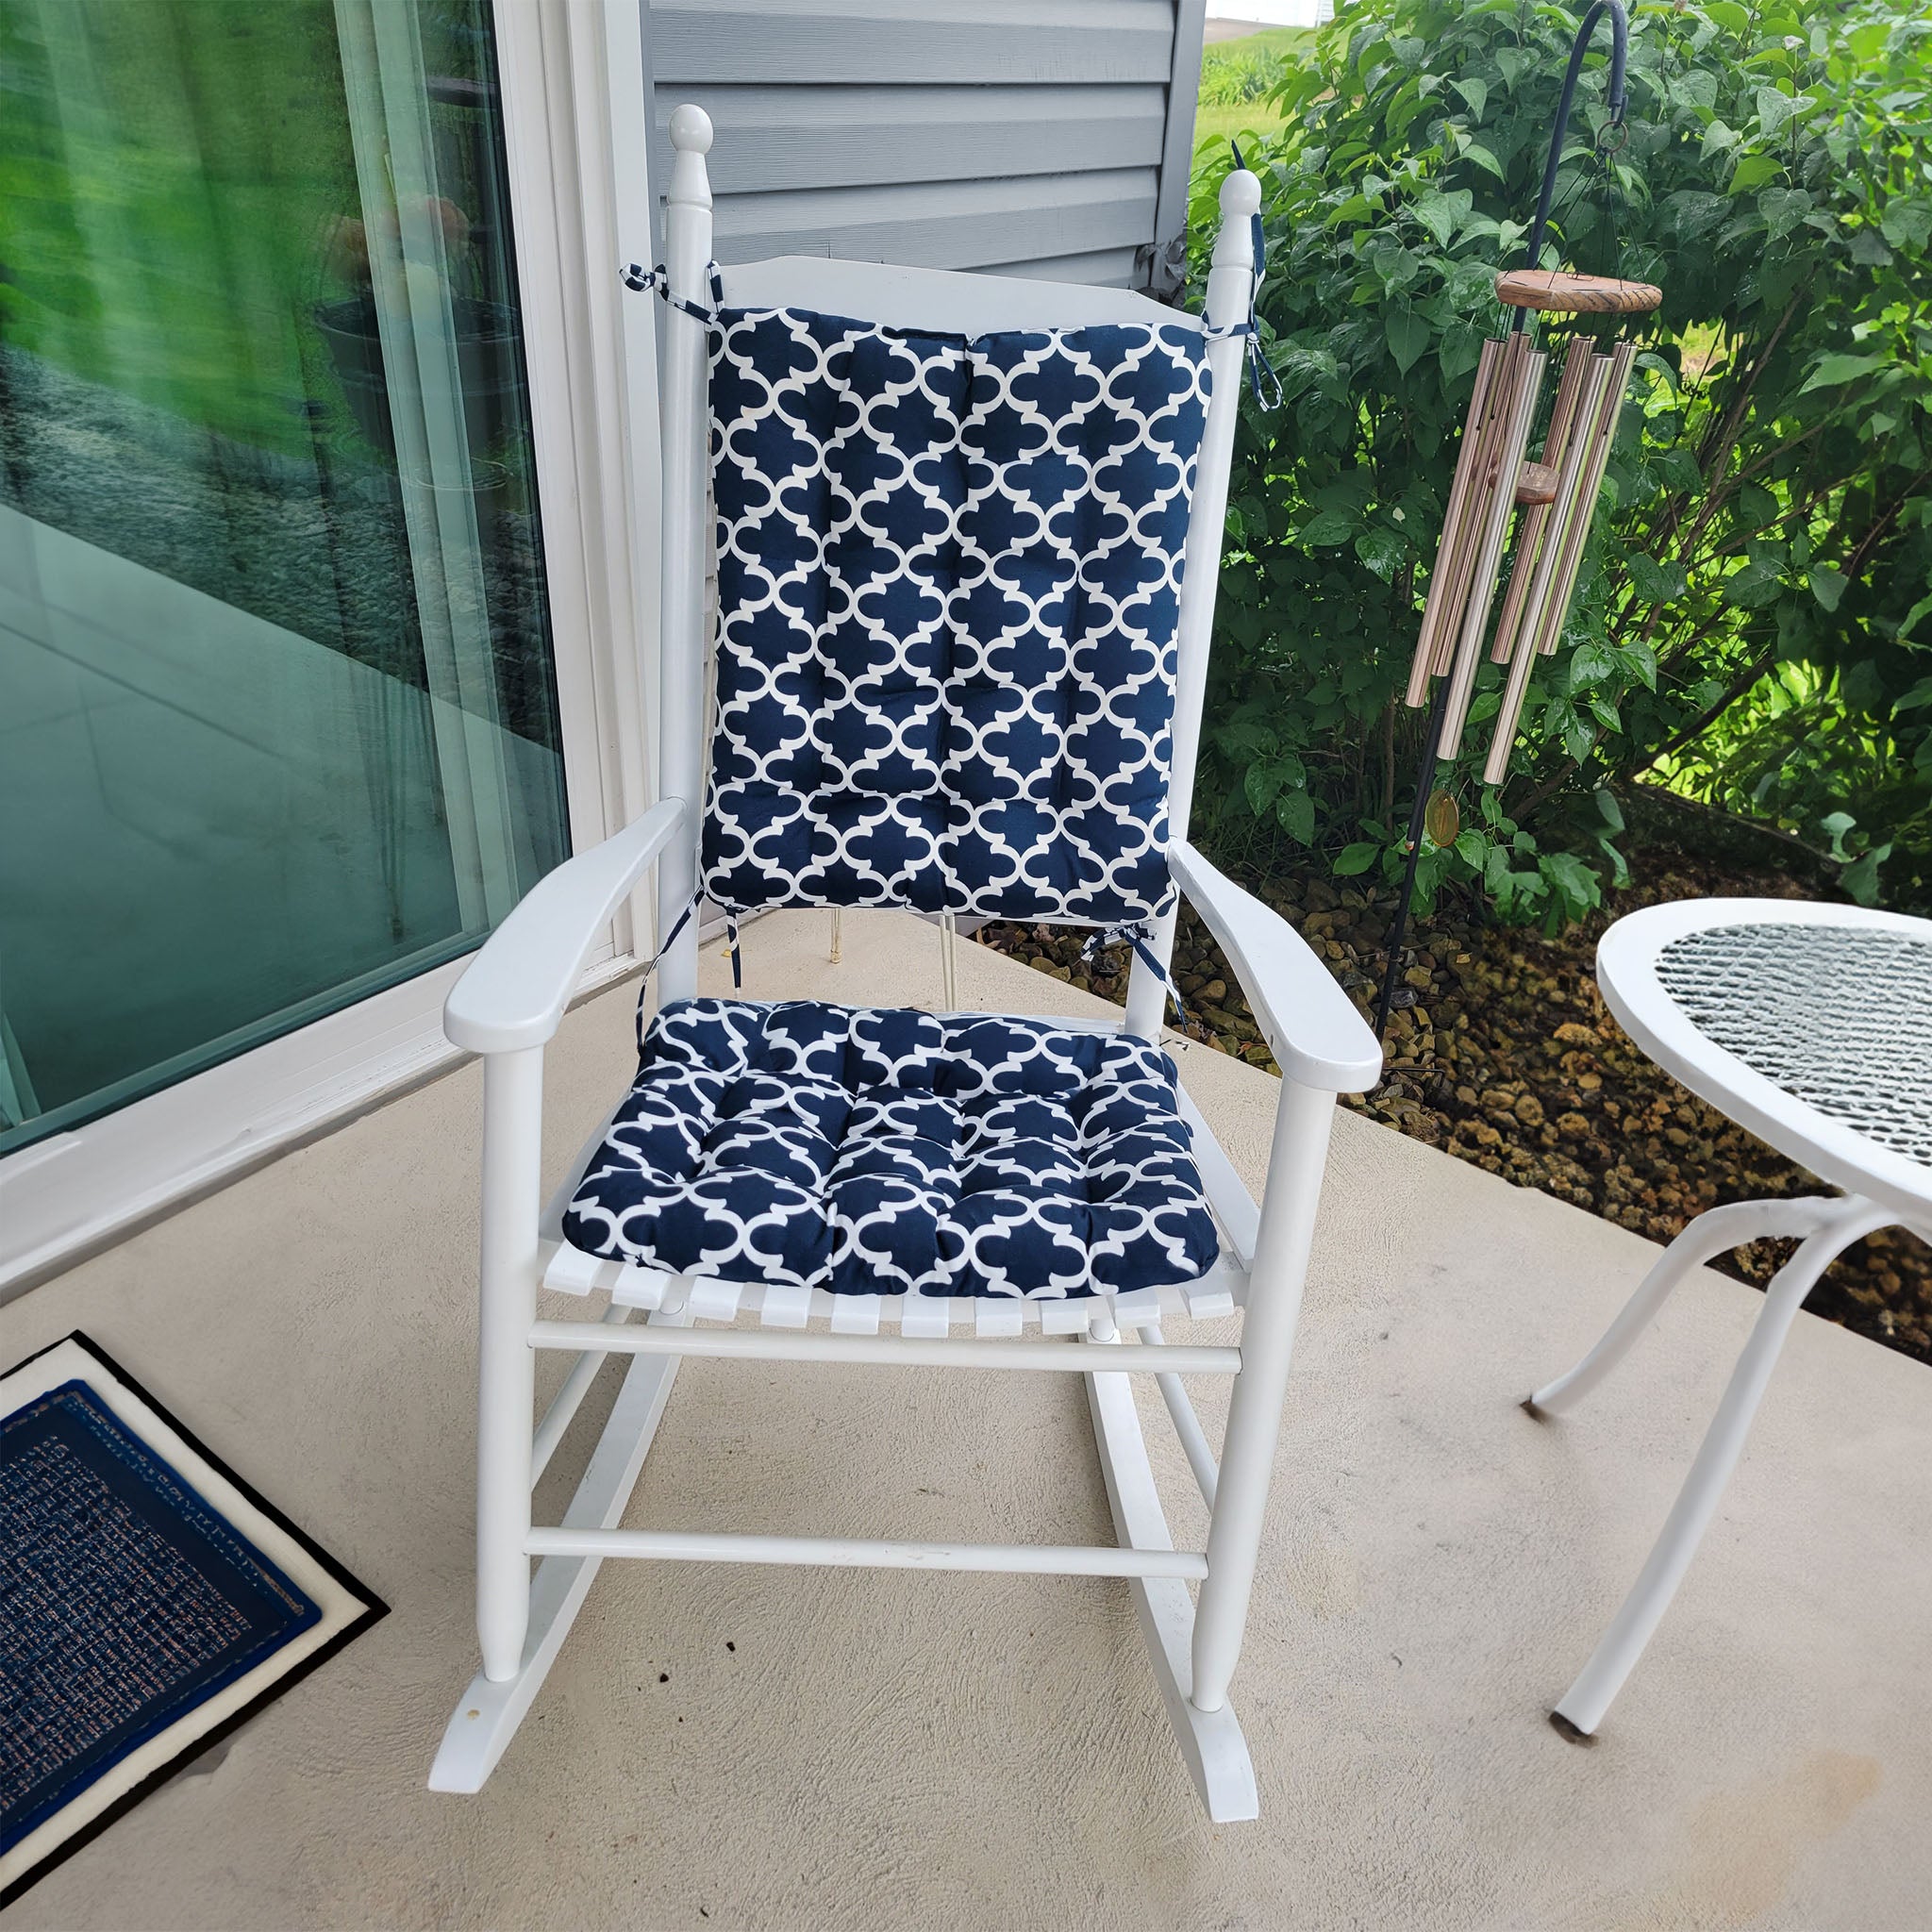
[{"x1": 1191, "y1": 0, "x2": 1932, "y2": 924}]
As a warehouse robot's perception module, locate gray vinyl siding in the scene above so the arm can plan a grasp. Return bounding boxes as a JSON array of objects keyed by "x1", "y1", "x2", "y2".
[{"x1": 642, "y1": 0, "x2": 1207, "y2": 291}]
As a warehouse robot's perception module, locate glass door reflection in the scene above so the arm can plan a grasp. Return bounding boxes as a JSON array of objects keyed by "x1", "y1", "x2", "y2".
[{"x1": 0, "y1": 0, "x2": 568, "y2": 1149}]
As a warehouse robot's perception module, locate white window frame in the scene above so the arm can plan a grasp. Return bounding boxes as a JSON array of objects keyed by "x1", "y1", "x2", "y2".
[{"x1": 0, "y1": 0, "x2": 661, "y2": 1300}]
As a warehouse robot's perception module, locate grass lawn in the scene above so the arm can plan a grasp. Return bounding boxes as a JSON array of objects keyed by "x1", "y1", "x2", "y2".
[{"x1": 1193, "y1": 25, "x2": 1314, "y2": 157}]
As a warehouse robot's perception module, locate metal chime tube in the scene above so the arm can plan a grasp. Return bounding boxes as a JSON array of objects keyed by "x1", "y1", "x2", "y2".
[
  {"x1": 1491, "y1": 335, "x2": 1596, "y2": 668},
  {"x1": 1480, "y1": 351, "x2": 1613, "y2": 785},
  {"x1": 1534, "y1": 338, "x2": 1637, "y2": 657},
  {"x1": 1439, "y1": 337, "x2": 1546, "y2": 757},
  {"x1": 1407, "y1": 340, "x2": 1501, "y2": 706}
]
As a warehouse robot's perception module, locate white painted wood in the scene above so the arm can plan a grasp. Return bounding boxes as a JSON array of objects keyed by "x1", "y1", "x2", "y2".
[
  {"x1": 829, "y1": 1294, "x2": 883, "y2": 1336},
  {"x1": 530, "y1": 1303, "x2": 634, "y2": 1485},
  {"x1": 430, "y1": 1307, "x2": 691, "y2": 1792},
  {"x1": 439, "y1": 125, "x2": 1358, "y2": 1824},
  {"x1": 442, "y1": 799, "x2": 686, "y2": 1053},
  {"x1": 1141, "y1": 1325, "x2": 1221, "y2": 1507},
  {"x1": 526, "y1": 1527, "x2": 1208, "y2": 1580},
  {"x1": 1170, "y1": 840, "x2": 1385, "y2": 1093},
  {"x1": 529, "y1": 1320, "x2": 1241, "y2": 1375},
  {"x1": 475, "y1": 1048, "x2": 545, "y2": 1681},
  {"x1": 1191, "y1": 1079, "x2": 1338, "y2": 1713},
  {"x1": 1085, "y1": 1341, "x2": 1257, "y2": 1821},
  {"x1": 685, "y1": 1275, "x2": 744, "y2": 1323},
  {"x1": 975, "y1": 1300, "x2": 1025, "y2": 1340},
  {"x1": 653, "y1": 103, "x2": 716, "y2": 1005},
  {"x1": 1124, "y1": 166, "x2": 1256, "y2": 1041}
]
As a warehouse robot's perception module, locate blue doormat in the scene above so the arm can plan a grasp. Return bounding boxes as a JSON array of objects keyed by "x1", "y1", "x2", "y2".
[{"x1": 1, "y1": 1332, "x2": 386, "y2": 1907}]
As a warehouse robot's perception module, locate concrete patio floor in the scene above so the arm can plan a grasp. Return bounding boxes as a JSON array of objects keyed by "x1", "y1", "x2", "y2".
[{"x1": 8, "y1": 908, "x2": 1930, "y2": 1930}]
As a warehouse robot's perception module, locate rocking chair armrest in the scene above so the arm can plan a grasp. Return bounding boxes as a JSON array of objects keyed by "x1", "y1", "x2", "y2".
[
  {"x1": 1169, "y1": 841, "x2": 1384, "y2": 1093},
  {"x1": 443, "y1": 798, "x2": 690, "y2": 1055}
]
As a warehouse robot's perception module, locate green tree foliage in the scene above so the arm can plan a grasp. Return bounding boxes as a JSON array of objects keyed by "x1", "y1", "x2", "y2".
[{"x1": 1192, "y1": 0, "x2": 1932, "y2": 923}]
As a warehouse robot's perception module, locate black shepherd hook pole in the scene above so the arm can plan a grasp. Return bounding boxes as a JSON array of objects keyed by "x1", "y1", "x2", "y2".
[{"x1": 1370, "y1": 0, "x2": 1632, "y2": 1048}]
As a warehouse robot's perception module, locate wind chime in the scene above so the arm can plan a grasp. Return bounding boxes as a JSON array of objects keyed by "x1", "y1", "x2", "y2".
[{"x1": 1372, "y1": 0, "x2": 1662, "y2": 1040}]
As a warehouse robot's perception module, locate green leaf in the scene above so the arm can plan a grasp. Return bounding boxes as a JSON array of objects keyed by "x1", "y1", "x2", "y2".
[
  {"x1": 1568, "y1": 642, "x2": 1617, "y2": 690},
  {"x1": 1807, "y1": 566, "x2": 1848, "y2": 613},
  {"x1": 1412, "y1": 193, "x2": 1456, "y2": 248},
  {"x1": 1722, "y1": 558, "x2": 1783, "y2": 608},
  {"x1": 1333, "y1": 841, "x2": 1380, "y2": 876},
  {"x1": 1594, "y1": 788, "x2": 1625, "y2": 833},
  {"x1": 1840, "y1": 844, "x2": 1891, "y2": 908},
  {"x1": 1299, "y1": 508, "x2": 1357, "y2": 547},
  {"x1": 1706, "y1": 0, "x2": 1750, "y2": 30},
  {"x1": 1625, "y1": 553, "x2": 1688, "y2": 604},
  {"x1": 1755, "y1": 87, "x2": 1796, "y2": 138},
  {"x1": 1881, "y1": 199, "x2": 1932, "y2": 254},
  {"x1": 1244, "y1": 762, "x2": 1285, "y2": 816},
  {"x1": 1385, "y1": 307, "x2": 1430, "y2": 375},
  {"x1": 1451, "y1": 76, "x2": 1488, "y2": 121},
  {"x1": 1458, "y1": 142, "x2": 1505, "y2": 182},
  {"x1": 1800, "y1": 353, "x2": 1887, "y2": 393},
  {"x1": 1355, "y1": 527, "x2": 1406, "y2": 581},
  {"x1": 1893, "y1": 676, "x2": 1932, "y2": 713},
  {"x1": 1275, "y1": 788, "x2": 1316, "y2": 846}
]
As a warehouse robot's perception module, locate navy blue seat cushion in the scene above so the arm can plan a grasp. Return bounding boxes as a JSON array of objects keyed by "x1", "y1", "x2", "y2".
[
  {"x1": 703, "y1": 306, "x2": 1211, "y2": 925},
  {"x1": 563, "y1": 999, "x2": 1220, "y2": 1301}
]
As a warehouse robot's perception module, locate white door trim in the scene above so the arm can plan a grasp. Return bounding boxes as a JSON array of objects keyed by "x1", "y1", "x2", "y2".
[{"x1": 0, "y1": 0, "x2": 659, "y2": 1301}]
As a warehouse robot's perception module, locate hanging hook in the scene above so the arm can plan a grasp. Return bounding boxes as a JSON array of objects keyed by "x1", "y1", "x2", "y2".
[{"x1": 1511, "y1": 0, "x2": 1632, "y2": 334}]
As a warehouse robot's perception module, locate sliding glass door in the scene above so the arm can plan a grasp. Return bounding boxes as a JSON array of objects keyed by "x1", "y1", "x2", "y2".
[{"x1": 0, "y1": 0, "x2": 569, "y2": 1151}]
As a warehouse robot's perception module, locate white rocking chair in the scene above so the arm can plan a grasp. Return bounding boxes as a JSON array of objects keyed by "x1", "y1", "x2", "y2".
[{"x1": 428, "y1": 107, "x2": 1381, "y2": 1822}]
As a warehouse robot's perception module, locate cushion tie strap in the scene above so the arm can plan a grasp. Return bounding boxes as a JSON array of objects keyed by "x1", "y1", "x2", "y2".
[
  {"x1": 633, "y1": 891, "x2": 700, "y2": 1055},
  {"x1": 618, "y1": 259, "x2": 721, "y2": 325},
  {"x1": 1083, "y1": 924, "x2": 1191, "y2": 1034},
  {"x1": 725, "y1": 914, "x2": 742, "y2": 991}
]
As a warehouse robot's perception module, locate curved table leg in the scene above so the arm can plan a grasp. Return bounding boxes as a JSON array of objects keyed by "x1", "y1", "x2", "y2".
[
  {"x1": 1547, "y1": 1193, "x2": 1892, "y2": 1739},
  {"x1": 1527, "y1": 1195, "x2": 1844, "y2": 1417}
]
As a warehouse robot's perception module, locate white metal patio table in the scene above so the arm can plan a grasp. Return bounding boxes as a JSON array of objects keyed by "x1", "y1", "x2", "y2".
[{"x1": 1527, "y1": 896, "x2": 1932, "y2": 1737}]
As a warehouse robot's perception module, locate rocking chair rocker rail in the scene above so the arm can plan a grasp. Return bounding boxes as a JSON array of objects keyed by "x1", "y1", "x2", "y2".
[{"x1": 434, "y1": 102, "x2": 1380, "y2": 1823}]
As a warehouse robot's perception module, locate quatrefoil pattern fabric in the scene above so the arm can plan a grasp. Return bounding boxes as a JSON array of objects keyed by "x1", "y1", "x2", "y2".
[
  {"x1": 563, "y1": 999, "x2": 1219, "y2": 1300},
  {"x1": 702, "y1": 305, "x2": 1211, "y2": 923}
]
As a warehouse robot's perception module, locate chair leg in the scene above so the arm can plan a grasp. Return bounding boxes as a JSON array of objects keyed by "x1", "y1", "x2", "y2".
[
  {"x1": 475, "y1": 1048, "x2": 544, "y2": 1682},
  {"x1": 1550, "y1": 1196, "x2": 1891, "y2": 1738},
  {"x1": 1526, "y1": 1195, "x2": 1844, "y2": 1417},
  {"x1": 432, "y1": 1306, "x2": 691, "y2": 1792},
  {"x1": 1085, "y1": 1337, "x2": 1257, "y2": 1823},
  {"x1": 1191, "y1": 1079, "x2": 1336, "y2": 1714}
]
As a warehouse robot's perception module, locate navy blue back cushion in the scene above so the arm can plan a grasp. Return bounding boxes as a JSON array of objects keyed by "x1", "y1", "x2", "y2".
[{"x1": 702, "y1": 305, "x2": 1211, "y2": 924}]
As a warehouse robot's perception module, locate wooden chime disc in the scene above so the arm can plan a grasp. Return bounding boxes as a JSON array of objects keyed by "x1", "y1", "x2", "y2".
[{"x1": 1493, "y1": 269, "x2": 1661, "y2": 315}]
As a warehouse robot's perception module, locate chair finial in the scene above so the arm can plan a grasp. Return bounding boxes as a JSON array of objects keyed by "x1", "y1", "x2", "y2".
[
  {"x1": 1219, "y1": 168, "x2": 1261, "y2": 222},
  {"x1": 669, "y1": 103, "x2": 713, "y2": 155}
]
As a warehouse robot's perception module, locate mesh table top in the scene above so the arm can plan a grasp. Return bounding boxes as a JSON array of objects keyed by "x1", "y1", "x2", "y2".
[{"x1": 1655, "y1": 922, "x2": 1932, "y2": 1169}]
